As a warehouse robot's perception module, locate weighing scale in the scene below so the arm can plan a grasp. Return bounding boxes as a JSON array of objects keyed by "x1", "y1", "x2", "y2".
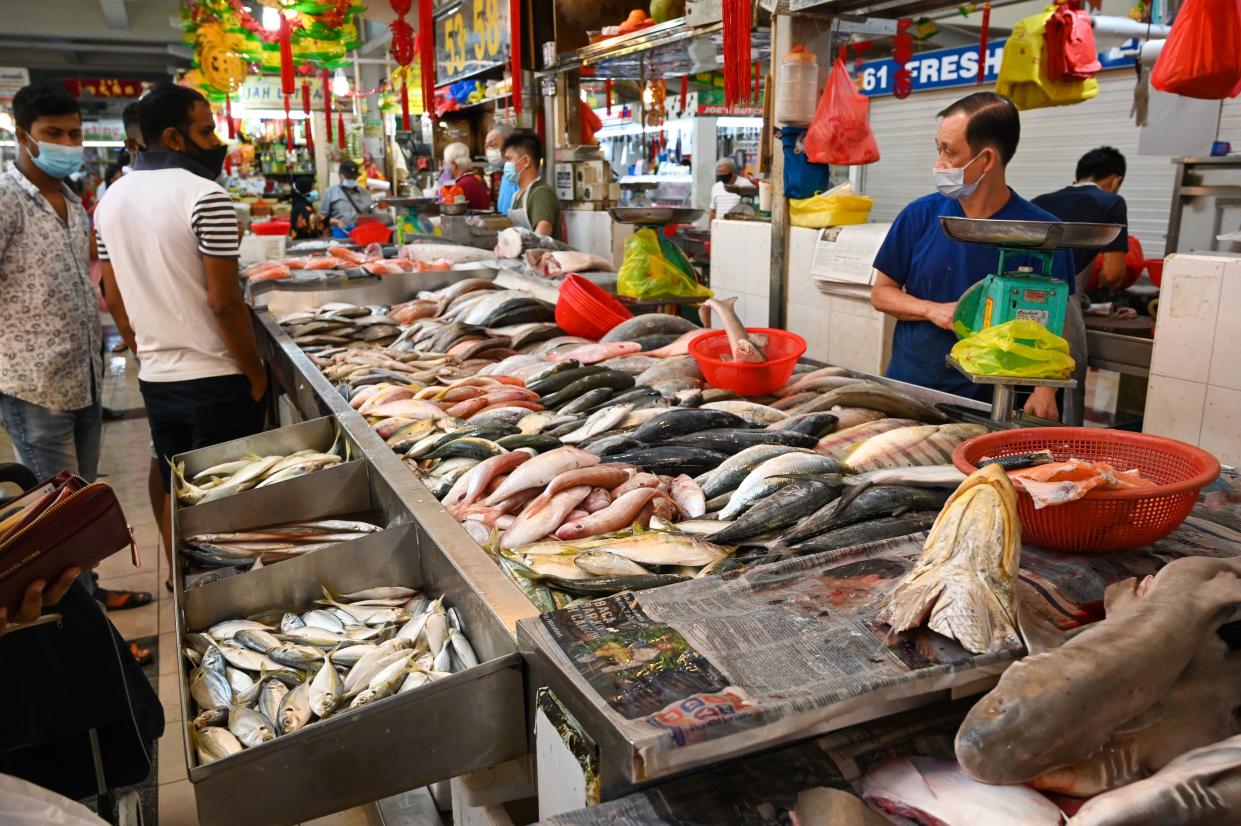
[
  {"x1": 608, "y1": 207, "x2": 707, "y2": 315},
  {"x1": 939, "y1": 217, "x2": 1123, "y2": 423}
]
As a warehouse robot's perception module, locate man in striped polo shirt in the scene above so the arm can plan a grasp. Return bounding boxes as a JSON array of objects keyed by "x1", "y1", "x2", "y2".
[{"x1": 95, "y1": 83, "x2": 267, "y2": 588}]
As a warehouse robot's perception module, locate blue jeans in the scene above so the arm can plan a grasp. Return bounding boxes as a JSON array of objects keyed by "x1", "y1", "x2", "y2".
[{"x1": 0, "y1": 392, "x2": 102, "y2": 483}]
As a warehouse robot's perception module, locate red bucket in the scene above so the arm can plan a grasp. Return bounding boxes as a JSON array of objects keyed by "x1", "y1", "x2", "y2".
[
  {"x1": 555, "y1": 274, "x2": 633, "y2": 339},
  {"x1": 689, "y1": 328, "x2": 806, "y2": 396},
  {"x1": 349, "y1": 223, "x2": 392, "y2": 245},
  {"x1": 953, "y1": 428, "x2": 1220, "y2": 553}
]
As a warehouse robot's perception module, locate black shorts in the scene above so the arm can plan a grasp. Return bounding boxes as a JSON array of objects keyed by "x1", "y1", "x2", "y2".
[{"x1": 140, "y1": 374, "x2": 266, "y2": 489}]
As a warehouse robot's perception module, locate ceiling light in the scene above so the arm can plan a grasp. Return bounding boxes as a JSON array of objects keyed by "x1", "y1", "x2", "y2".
[
  {"x1": 261, "y1": 5, "x2": 281, "y2": 31},
  {"x1": 332, "y1": 68, "x2": 350, "y2": 98}
]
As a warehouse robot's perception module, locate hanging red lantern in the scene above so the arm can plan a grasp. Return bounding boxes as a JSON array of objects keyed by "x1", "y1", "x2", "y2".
[
  {"x1": 224, "y1": 93, "x2": 235, "y2": 139},
  {"x1": 390, "y1": 19, "x2": 415, "y2": 65},
  {"x1": 323, "y1": 68, "x2": 333, "y2": 143},
  {"x1": 278, "y1": 12, "x2": 295, "y2": 96},
  {"x1": 679, "y1": 75, "x2": 687, "y2": 115},
  {"x1": 893, "y1": 18, "x2": 915, "y2": 99},
  {"x1": 338, "y1": 113, "x2": 346, "y2": 149},
  {"x1": 306, "y1": 115, "x2": 314, "y2": 153},
  {"x1": 301, "y1": 78, "x2": 311, "y2": 116},
  {"x1": 605, "y1": 79, "x2": 612, "y2": 114},
  {"x1": 419, "y1": 0, "x2": 436, "y2": 119},
  {"x1": 389, "y1": 0, "x2": 412, "y2": 15},
  {"x1": 283, "y1": 93, "x2": 293, "y2": 150},
  {"x1": 722, "y1": 0, "x2": 752, "y2": 107},
  {"x1": 510, "y1": 0, "x2": 522, "y2": 115},
  {"x1": 977, "y1": 2, "x2": 992, "y2": 85},
  {"x1": 400, "y1": 79, "x2": 411, "y2": 131}
]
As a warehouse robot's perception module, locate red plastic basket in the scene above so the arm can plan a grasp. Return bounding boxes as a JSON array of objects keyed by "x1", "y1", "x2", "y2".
[
  {"x1": 689, "y1": 329, "x2": 807, "y2": 396},
  {"x1": 348, "y1": 222, "x2": 392, "y2": 245},
  {"x1": 555, "y1": 274, "x2": 633, "y2": 339},
  {"x1": 1145, "y1": 258, "x2": 1165, "y2": 287},
  {"x1": 952, "y1": 428, "x2": 1220, "y2": 553}
]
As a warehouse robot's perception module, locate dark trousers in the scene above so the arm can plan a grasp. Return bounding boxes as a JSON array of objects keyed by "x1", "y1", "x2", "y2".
[{"x1": 139, "y1": 374, "x2": 266, "y2": 489}]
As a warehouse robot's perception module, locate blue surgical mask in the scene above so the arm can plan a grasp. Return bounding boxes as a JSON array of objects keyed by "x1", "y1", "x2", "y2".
[
  {"x1": 342, "y1": 179, "x2": 358, "y2": 189},
  {"x1": 26, "y1": 137, "x2": 85, "y2": 179},
  {"x1": 933, "y1": 152, "x2": 986, "y2": 201},
  {"x1": 502, "y1": 161, "x2": 520, "y2": 184},
  {"x1": 308, "y1": 190, "x2": 319, "y2": 202}
]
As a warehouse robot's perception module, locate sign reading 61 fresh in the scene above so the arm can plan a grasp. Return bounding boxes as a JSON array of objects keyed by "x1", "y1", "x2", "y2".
[{"x1": 436, "y1": 0, "x2": 509, "y2": 86}]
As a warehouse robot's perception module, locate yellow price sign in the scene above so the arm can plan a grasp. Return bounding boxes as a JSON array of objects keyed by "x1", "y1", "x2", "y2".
[{"x1": 436, "y1": 0, "x2": 508, "y2": 86}]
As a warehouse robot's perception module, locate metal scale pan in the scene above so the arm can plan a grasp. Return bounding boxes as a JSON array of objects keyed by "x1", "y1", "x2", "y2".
[
  {"x1": 939, "y1": 217, "x2": 1123, "y2": 250},
  {"x1": 609, "y1": 207, "x2": 705, "y2": 225}
]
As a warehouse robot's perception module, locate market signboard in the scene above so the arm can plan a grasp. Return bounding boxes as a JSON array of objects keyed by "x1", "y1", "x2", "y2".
[
  {"x1": 236, "y1": 74, "x2": 329, "y2": 108},
  {"x1": 857, "y1": 38, "x2": 1136, "y2": 97},
  {"x1": 0, "y1": 66, "x2": 29, "y2": 105},
  {"x1": 435, "y1": 0, "x2": 509, "y2": 86},
  {"x1": 64, "y1": 78, "x2": 144, "y2": 98}
]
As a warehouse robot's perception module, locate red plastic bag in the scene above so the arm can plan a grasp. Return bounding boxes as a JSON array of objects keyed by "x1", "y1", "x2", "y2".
[
  {"x1": 804, "y1": 59, "x2": 880, "y2": 166},
  {"x1": 1045, "y1": 3, "x2": 1101, "y2": 82},
  {"x1": 1151, "y1": 0, "x2": 1241, "y2": 100}
]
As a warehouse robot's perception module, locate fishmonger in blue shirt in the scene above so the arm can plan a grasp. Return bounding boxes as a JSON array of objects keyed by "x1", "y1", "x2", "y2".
[{"x1": 871, "y1": 92, "x2": 1074, "y2": 421}]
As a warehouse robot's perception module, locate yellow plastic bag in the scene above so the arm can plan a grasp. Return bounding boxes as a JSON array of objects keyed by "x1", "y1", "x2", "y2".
[
  {"x1": 617, "y1": 228, "x2": 712, "y2": 300},
  {"x1": 789, "y1": 183, "x2": 873, "y2": 229},
  {"x1": 997, "y1": 6, "x2": 1098, "y2": 111},
  {"x1": 950, "y1": 319, "x2": 1076, "y2": 380}
]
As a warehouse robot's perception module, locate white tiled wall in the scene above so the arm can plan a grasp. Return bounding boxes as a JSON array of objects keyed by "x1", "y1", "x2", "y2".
[
  {"x1": 1143, "y1": 254, "x2": 1241, "y2": 466},
  {"x1": 709, "y1": 218, "x2": 771, "y2": 327}
]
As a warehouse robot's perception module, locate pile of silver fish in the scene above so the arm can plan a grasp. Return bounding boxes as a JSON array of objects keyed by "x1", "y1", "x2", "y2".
[
  {"x1": 182, "y1": 519, "x2": 382, "y2": 569},
  {"x1": 272, "y1": 288, "x2": 992, "y2": 609},
  {"x1": 185, "y1": 585, "x2": 479, "y2": 765},
  {"x1": 173, "y1": 429, "x2": 352, "y2": 507},
  {"x1": 277, "y1": 303, "x2": 402, "y2": 349}
]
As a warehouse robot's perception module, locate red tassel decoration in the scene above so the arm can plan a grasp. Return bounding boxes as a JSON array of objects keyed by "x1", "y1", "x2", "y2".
[
  {"x1": 301, "y1": 79, "x2": 311, "y2": 116},
  {"x1": 752, "y1": 60, "x2": 760, "y2": 103},
  {"x1": 722, "y1": 0, "x2": 752, "y2": 107},
  {"x1": 283, "y1": 93, "x2": 292, "y2": 150},
  {"x1": 510, "y1": 0, "x2": 522, "y2": 115},
  {"x1": 279, "y1": 13, "x2": 295, "y2": 96},
  {"x1": 306, "y1": 115, "x2": 314, "y2": 153},
  {"x1": 400, "y1": 79, "x2": 411, "y2": 131},
  {"x1": 679, "y1": 75, "x2": 687, "y2": 114},
  {"x1": 605, "y1": 79, "x2": 612, "y2": 114},
  {"x1": 322, "y1": 69, "x2": 333, "y2": 143},
  {"x1": 419, "y1": 0, "x2": 436, "y2": 120},
  {"x1": 978, "y1": 2, "x2": 992, "y2": 85},
  {"x1": 338, "y1": 113, "x2": 346, "y2": 149},
  {"x1": 225, "y1": 93, "x2": 235, "y2": 139}
]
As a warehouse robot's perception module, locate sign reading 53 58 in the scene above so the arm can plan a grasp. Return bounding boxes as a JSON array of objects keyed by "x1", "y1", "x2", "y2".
[{"x1": 436, "y1": 0, "x2": 508, "y2": 86}]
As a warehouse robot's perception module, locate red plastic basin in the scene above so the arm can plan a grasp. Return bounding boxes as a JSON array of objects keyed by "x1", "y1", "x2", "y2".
[
  {"x1": 251, "y1": 220, "x2": 290, "y2": 236},
  {"x1": 349, "y1": 223, "x2": 392, "y2": 245},
  {"x1": 689, "y1": 328, "x2": 807, "y2": 397},
  {"x1": 555, "y1": 274, "x2": 633, "y2": 339}
]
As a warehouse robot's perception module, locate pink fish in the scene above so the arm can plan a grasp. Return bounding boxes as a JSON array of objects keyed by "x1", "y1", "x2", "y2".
[
  {"x1": 862, "y1": 757, "x2": 1063, "y2": 826},
  {"x1": 582, "y1": 487, "x2": 612, "y2": 513},
  {"x1": 555, "y1": 488, "x2": 666, "y2": 541},
  {"x1": 372, "y1": 418, "x2": 416, "y2": 439},
  {"x1": 494, "y1": 488, "x2": 541, "y2": 515},
  {"x1": 475, "y1": 400, "x2": 542, "y2": 415},
  {"x1": 611, "y1": 472, "x2": 661, "y2": 498},
  {"x1": 349, "y1": 384, "x2": 388, "y2": 409},
  {"x1": 460, "y1": 520, "x2": 491, "y2": 545},
  {"x1": 364, "y1": 399, "x2": 449, "y2": 420},
  {"x1": 702, "y1": 296, "x2": 766, "y2": 363},
  {"x1": 670, "y1": 474, "x2": 706, "y2": 518},
  {"x1": 501, "y1": 485, "x2": 593, "y2": 549},
  {"x1": 484, "y1": 447, "x2": 601, "y2": 506},
  {"x1": 440, "y1": 385, "x2": 486, "y2": 402},
  {"x1": 444, "y1": 397, "x2": 490, "y2": 419},
  {"x1": 444, "y1": 451, "x2": 534, "y2": 513},
  {"x1": 549, "y1": 341, "x2": 643, "y2": 365},
  {"x1": 358, "y1": 386, "x2": 417, "y2": 415},
  {"x1": 540, "y1": 466, "x2": 631, "y2": 503},
  {"x1": 645, "y1": 329, "x2": 711, "y2": 359}
]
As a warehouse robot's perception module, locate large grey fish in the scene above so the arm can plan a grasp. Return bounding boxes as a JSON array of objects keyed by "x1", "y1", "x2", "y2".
[
  {"x1": 634, "y1": 356, "x2": 702, "y2": 388},
  {"x1": 308, "y1": 653, "x2": 343, "y2": 718},
  {"x1": 778, "y1": 483, "x2": 951, "y2": 544},
  {"x1": 606, "y1": 446, "x2": 730, "y2": 477},
  {"x1": 768, "y1": 412, "x2": 840, "y2": 438},
  {"x1": 710, "y1": 477, "x2": 844, "y2": 544},
  {"x1": 718, "y1": 453, "x2": 850, "y2": 520},
  {"x1": 190, "y1": 666, "x2": 233, "y2": 710},
  {"x1": 194, "y1": 727, "x2": 244, "y2": 765},
  {"x1": 257, "y1": 679, "x2": 289, "y2": 728},
  {"x1": 792, "y1": 511, "x2": 939, "y2": 552},
  {"x1": 277, "y1": 680, "x2": 313, "y2": 734},
  {"x1": 698, "y1": 444, "x2": 808, "y2": 499},
  {"x1": 560, "y1": 404, "x2": 634, "y2": 445},
  {"x1": 807, "y1": 381, "x2": 947, "y2": 424},
  {"x1": 630, "y1": 408, "x2": 750, "y2": 443},
  {"x1": 228, "y1": 704, "x2": 276, "y2": 748},
  {"x1": 846, "y1": 424, "x2": 986, "y2": 472},
  {"x1": 601, "y1": 313, "x2": 699, "y2": 343}
]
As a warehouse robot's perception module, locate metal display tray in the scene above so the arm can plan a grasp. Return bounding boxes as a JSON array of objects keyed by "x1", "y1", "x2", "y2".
[
  {"x1": 939, "y1": 216, "x2": 1124, "y2": 250},
  {"x1": 170, "y1": 414, "x2": 533, "y2": 826}
]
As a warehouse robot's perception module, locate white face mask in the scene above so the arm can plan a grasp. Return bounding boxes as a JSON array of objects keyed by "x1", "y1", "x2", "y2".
[
  {"x1": 485, "y1": 147, "x2": 502, "y2": 165},
  {"x1": 933, "y1": 151, "x2": 986, "y2": 201}
]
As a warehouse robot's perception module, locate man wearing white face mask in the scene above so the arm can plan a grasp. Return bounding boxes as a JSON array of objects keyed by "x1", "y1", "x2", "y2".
[{"x1": 870, "y1": 92, "x2": 1074, "y2": 419}]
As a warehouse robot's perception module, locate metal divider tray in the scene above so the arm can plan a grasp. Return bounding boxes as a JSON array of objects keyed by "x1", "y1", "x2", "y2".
[
  {"x1": 175, "y1": 524, "x2": 525, "y2": 826},
  {"x1": 170, "y1": 412, "x2": 528, "y2": 826}
]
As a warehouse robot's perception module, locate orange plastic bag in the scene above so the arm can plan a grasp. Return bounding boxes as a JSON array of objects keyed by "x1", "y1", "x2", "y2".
[
  {"x1": 1151, "y1": 0, "x2": 1241, "y2": 100},
  {"x1": 804, "y1": 59, "x2": 880, "y2": 166}
]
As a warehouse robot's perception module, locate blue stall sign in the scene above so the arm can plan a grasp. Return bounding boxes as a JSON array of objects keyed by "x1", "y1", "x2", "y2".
[{"x1": 858, "y1": 39, "x2": 1137, "y2": 98}]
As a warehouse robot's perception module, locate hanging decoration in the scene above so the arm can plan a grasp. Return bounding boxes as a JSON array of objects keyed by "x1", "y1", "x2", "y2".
[
  {"x1": 893, "y1": 18, "x2": 915, "y2": 99},
  {"x1": 338, "y1": 113, "x2": 346, "y2": 149},
  {"x1": 301, "y1": 78, "x2": 312, "y2": 116},
  {"x1": 722, "y1": 0, "x2": 752, "y2": 107},
  {"x1": 224, "y1": 92, "x2": 235, "y2": 139},
  {"x1": 678, "y1": 75, "x2": 687, "y2": 115},
  {"x1": 419, "y1": 0, "x2": 437, "y2": 120},
  {"x1": 283, "y1": 92, "x2": 293, "y2": 149},
  {"x1": 278, "y1": 11, "x2": 295, "y2": 95},
  {"x1": 389, "y1": 0, "x2": 416, "y2": 129},
  {"x1": 606, "y1": 79, "x2": 613, "y2": 114},
  {"x1": 510, "y1": 0, "x2": 522, "y2": 114},
  {"x1": 323, "y1": 68, "x2": 333, "y2": 143},
  {"x1": 977, "y1": 3, "x2": 992, "y2": 85},
  {"x1": 753, "y1": 60, "x2": 761, "y2": 103}
]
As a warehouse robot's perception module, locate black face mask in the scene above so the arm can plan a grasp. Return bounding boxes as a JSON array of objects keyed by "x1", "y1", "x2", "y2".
[
  {"x1": 717, "y1": 173, "x2": 734, "y2": 184},
  {"x1": 179, "y1": 130, "x2": 227, "y2": 181}
]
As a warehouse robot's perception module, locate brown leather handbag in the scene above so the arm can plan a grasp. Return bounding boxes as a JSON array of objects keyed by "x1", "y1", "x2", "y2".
[{"x1": 0, "y1": 472, "x2": 137, "y2": 616}]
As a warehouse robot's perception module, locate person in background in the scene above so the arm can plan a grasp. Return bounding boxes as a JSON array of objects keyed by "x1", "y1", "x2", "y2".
[
  {"x1": 319, "y1": 159, "x2": 378, "y2": 229},
  {"x1": 440, "y1": 142, "x2": 491, "y2": 210},
  {"x1": 95, "y1": 163, "x2": 124, "y2": 202},
  {"x1": 95, "y1": 82, "x2": 267, "y2": 593},
  {"x1": 0, "y1": 84, "x2": 154, "y2": 633},
  {"x1": 503, "y1": 129, "x2": 563, "y2": 240},
  {"x1": 1032, "y1": 146, "x2": 1130, "y2": 426},
  {"x1": 485, "y1": 123, "x2": 517, "y2": 212},
  {"x1": 288, "y1": 175, "x2": 325, "y2": 239},
  {"x1": 709, "y1": 158, "x2": 752, "y2": 220},
  {"x1": 870, "y1": 92, "x2": 1074, "y2": 420}
]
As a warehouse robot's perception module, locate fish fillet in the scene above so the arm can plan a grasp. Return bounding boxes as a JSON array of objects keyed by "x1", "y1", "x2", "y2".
[{"x1": 861, "y1": 757, "x2": 1064, "y2": 826}]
